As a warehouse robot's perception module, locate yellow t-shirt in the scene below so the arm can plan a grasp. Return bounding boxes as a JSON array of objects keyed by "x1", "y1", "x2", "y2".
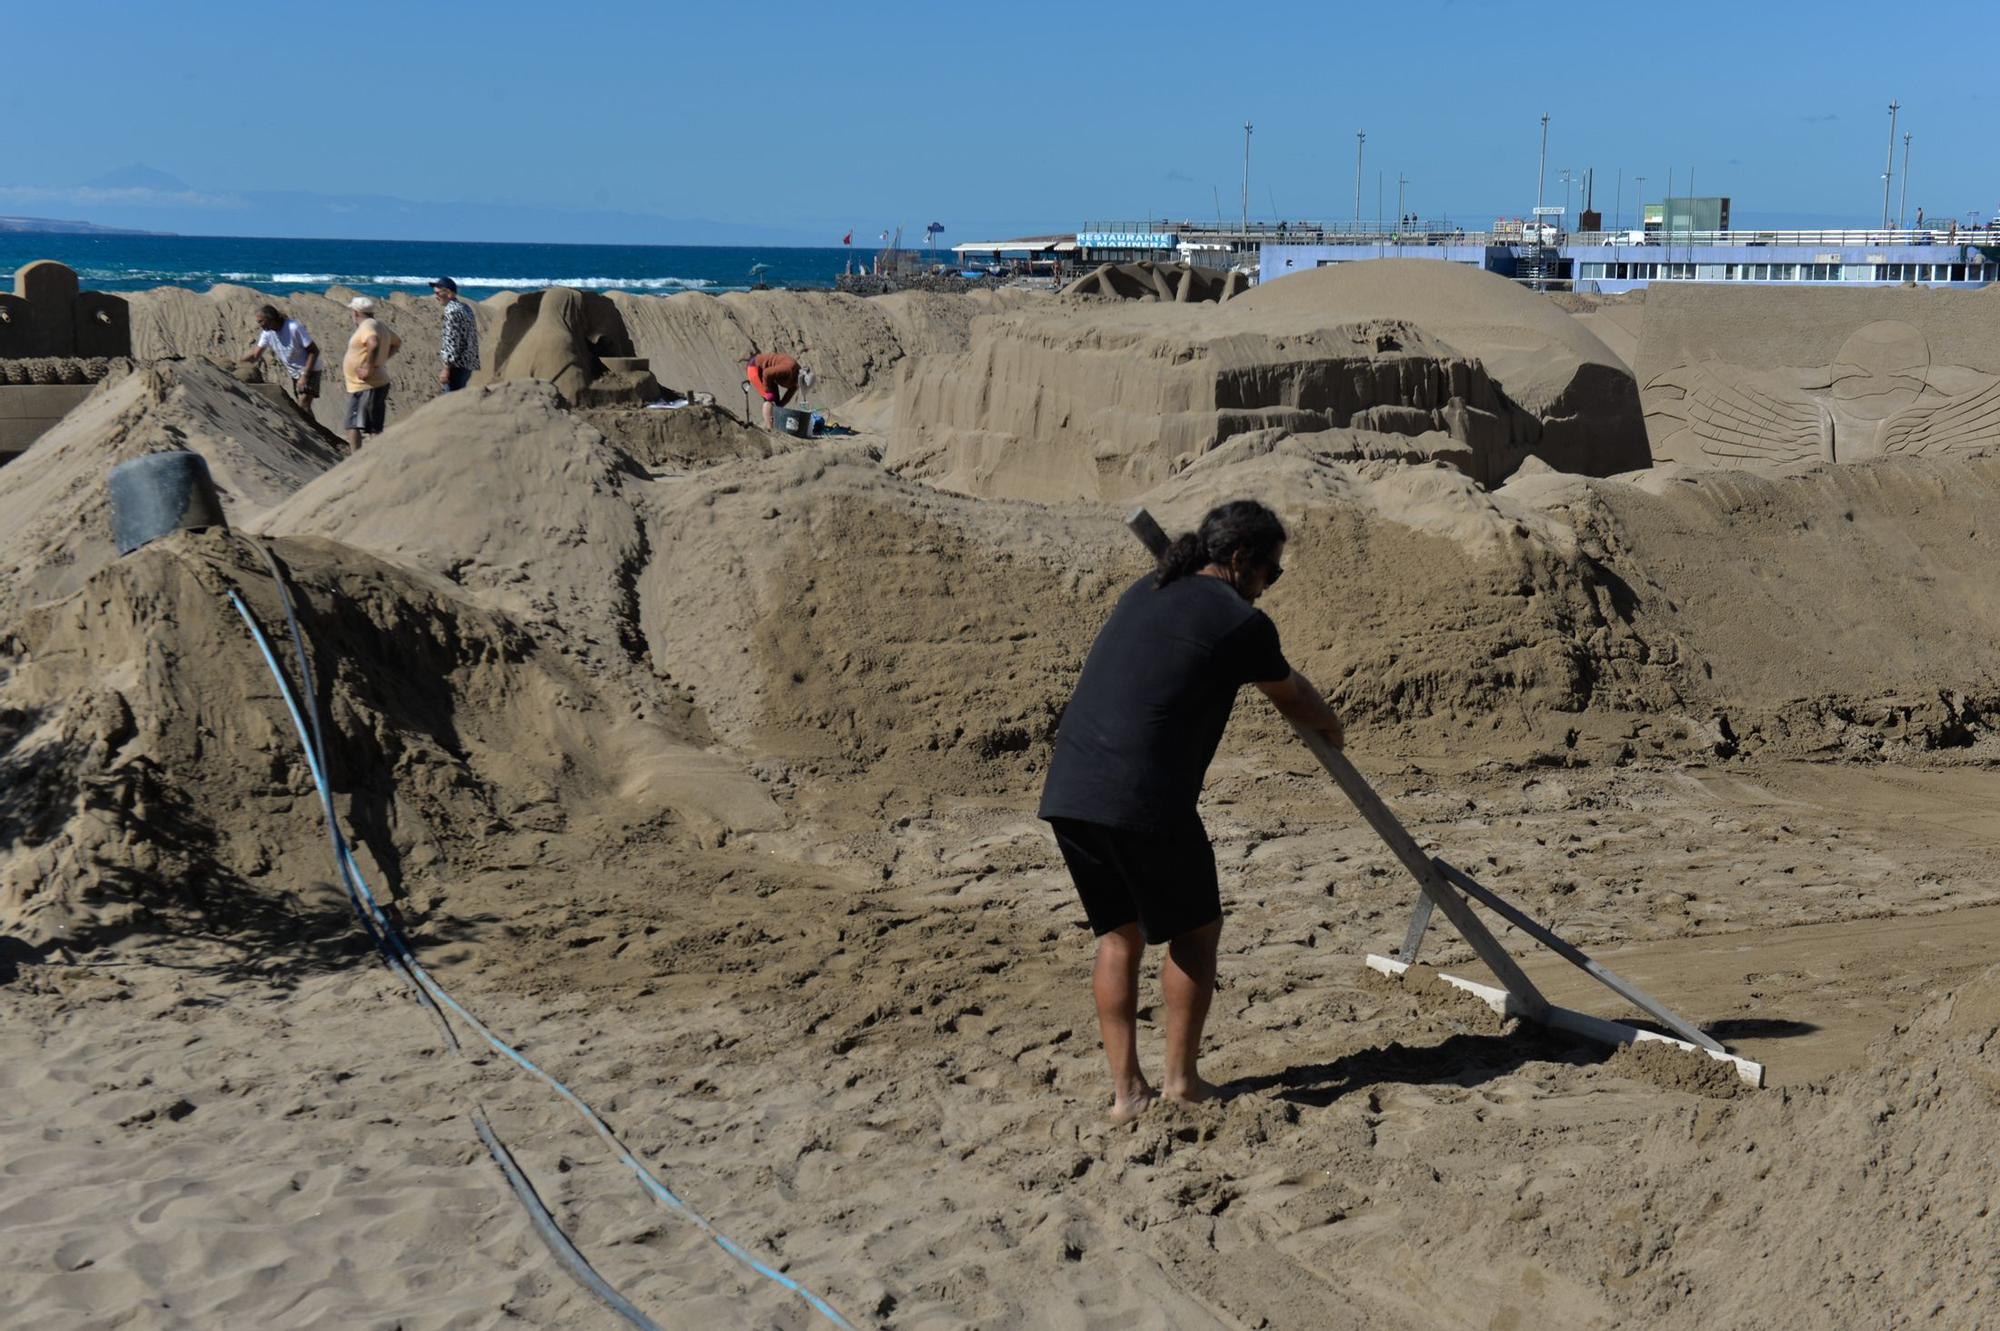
[{"x1": 343, "y1": 318, "x2": 401, "y2": 392}]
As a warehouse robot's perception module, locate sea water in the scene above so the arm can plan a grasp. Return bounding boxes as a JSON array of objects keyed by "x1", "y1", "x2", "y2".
[{"x1": 0, "y1": 234, "x2": 910, "y2": 297}]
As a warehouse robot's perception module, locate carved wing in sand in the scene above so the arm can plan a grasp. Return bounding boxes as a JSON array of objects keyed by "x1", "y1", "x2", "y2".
[
  {"x1": 1879, "y1": 379, "x2": 2000, "y2": 458},
  {"x1": 1648, "y1": 363, "x2": 1827, "y2": 468}
]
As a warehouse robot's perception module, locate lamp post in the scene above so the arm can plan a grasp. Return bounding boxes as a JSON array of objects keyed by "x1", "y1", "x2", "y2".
[
  {"x1": 1881, "y1": 100, "x2": 1899, "y2": 228},
  {"x1": 1354, "y1": 130, "x2": 1365, "y2": 229},
  {"x1": 1898, "y1": 132, "x2": 1912, "y2": 230},
  {"x1": 1535, "y1": 113, "x2": 1549, "y2": 219},
  {"x1": 1241, "y1": 121, "x2": 1252, "y2": 238}
]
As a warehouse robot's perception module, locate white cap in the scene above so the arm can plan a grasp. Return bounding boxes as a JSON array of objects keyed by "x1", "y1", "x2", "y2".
[{"x1": 348, "y1": 296, "x2": 375, "y2": 313}]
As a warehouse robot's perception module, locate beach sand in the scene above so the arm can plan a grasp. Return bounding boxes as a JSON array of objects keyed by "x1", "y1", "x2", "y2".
[{"x1": 3, "y1": 271, "x2": 1998, "y2": 1329}]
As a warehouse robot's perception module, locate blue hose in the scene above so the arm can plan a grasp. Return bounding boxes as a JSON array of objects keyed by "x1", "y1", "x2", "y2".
[{"x1": 229, "y1": 581, "x2": 859, "y2": 1330}]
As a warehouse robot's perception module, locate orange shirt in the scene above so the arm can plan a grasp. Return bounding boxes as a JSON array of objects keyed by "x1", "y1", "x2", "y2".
[
  {"x1": 343, "y1": 318, "x2": 402, "y2": 392},
  {"x1": 749, "y1": 353, "x2": 800, "y2": 393}
]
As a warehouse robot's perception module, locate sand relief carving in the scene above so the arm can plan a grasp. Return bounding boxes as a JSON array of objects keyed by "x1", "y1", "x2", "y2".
[{"x1": 1646, "y1": 319, "x2": 2000, "y2": 470}]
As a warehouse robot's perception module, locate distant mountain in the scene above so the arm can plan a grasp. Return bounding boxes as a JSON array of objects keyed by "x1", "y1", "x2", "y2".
[
  {"x1": 81, "y1": 164, "x2": 196, "y2": 193},
  {"x1": 0, "y1": 215, "x2": 169, "y2": 236}
]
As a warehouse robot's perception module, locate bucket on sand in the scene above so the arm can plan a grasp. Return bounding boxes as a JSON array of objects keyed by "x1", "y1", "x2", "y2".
[
  {"x1": 108, "y1": 451, "x2": 227, "y2": 555},
  {"x1": 772, "y1": 404, "x2": 821, "y2": 439}
]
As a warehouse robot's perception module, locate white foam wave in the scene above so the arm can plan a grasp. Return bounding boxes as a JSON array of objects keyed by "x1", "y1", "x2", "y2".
[{"x1": 368, "y1": 274, "x2": 715, "y2": 291}]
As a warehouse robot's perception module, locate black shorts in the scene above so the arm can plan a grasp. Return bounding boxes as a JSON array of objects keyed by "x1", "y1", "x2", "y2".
[
  {"x1": 1048, "y1": 817, "x2": 1220, "y2": 944},
  {"x1": 345, "y1": 385, "x2": 389, "y2": 434}
]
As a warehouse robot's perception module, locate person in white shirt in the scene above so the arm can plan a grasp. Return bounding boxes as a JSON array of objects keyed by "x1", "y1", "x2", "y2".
[{"x1": 238, "y1": 304, "x2": 321, "y2": 411}]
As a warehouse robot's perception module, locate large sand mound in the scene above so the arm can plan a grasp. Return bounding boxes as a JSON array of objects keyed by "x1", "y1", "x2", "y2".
[
  {"x1": 256, "y1": 381, "x2": 652, "y2": 675},
  {"x1": 0, "y1": 359, "x2": 339, "y2": 616},
  {"x1": 0, "y1": 532, "x2": 711, "y2": 952},
  {"x1": 1632, "y1": 283, "x2": 2000, "y2": 471},
  {"x1": 887, "y1": 260, "x2": 1649, "y2": 500},
  {"x1": 608, "y1": 285, "x2": 1039, "y2": 413}
]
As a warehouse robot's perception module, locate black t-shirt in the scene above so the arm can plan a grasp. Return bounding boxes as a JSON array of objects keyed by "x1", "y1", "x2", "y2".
[{"x1": 1039, "y1": 573, "x2": 1291, "y2": 833}]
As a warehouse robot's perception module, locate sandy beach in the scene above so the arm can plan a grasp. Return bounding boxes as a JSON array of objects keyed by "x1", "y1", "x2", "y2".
[{"x1": 3, "y1": 261, "x2": 1998, "y2": 1329}]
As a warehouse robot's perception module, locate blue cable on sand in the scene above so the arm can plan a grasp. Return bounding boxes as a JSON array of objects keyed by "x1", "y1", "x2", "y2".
[{"x1": 228, "y1": 575, "x2": 858, "y2": 1331}]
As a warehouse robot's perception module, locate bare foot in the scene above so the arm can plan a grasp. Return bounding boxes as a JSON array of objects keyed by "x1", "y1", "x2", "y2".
[
  {"x1": 1161, "y1": 1075, "x2": 1225, "y2": 1106},
  {"x1": 1108, "y1": 1082, "x2": 1157, "y2": 1124}
]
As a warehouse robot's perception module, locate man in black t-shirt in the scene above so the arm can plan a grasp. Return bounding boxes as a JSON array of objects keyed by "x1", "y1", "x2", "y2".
[{"x1": 1040, "y1": 500, "x2": 1344, "y2": 1123}]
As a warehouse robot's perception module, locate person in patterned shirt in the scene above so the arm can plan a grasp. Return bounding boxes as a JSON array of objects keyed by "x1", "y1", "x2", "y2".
[{"x1": 429, "y1": 277, "x2": 480, "y2": 391}]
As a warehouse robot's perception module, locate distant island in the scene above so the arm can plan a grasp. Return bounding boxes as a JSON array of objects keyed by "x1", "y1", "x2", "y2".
[{"x1": 0, "y1": 215, "x2": 169, "y2": 237}]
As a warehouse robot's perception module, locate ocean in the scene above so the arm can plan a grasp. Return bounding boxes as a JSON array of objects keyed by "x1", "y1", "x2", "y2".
[{"x1": 0, "y1": 233, "x2": 912, "y2": 298}]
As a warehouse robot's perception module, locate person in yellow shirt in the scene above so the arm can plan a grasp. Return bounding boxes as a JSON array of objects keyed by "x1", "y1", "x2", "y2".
[{"x1": 341, "y1": 296, "x2": 403, "y2": 449}]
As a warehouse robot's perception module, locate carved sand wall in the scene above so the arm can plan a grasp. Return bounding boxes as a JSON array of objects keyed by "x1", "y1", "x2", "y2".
[{"x1": 1634, "y1": 285, "x2": 2000, "y2": 472}]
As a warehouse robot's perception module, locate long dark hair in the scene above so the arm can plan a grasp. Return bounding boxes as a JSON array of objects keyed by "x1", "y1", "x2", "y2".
[{"x1": 1156, "y1": 500, "x2": 1286, "y2": 587}]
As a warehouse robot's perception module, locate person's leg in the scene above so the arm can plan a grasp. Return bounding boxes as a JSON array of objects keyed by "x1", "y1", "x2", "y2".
[
  {"x1": 1051, "y1": 819, "x2": 1154, "y2": 1123},
  {"x1": 1161, "y1": 917, "x2": 1222, "y2": 1104},
  {"x1": 1092, "y1": 923, "x2": 1153, "y2": 1123}
]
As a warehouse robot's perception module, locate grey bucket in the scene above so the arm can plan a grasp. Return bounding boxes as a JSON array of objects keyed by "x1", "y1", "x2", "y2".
[
  {"x1": 108, "y1": 451, "x2": 227, "y2": 555},
  {"x1": 772, "y1": 405, "x2": 819, "y2": 438}
]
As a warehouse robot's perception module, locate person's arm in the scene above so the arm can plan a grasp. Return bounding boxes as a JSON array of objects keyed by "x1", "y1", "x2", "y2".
[
  {"x1": 1256, "y1": 669, "x2": 1345, "y2": 748},
  {"x1": 299, "y1": 332, "x2": 318, "y2": 374},
  {"x1": 239, "y1": 332, "x2": 268, "y2": 365}
]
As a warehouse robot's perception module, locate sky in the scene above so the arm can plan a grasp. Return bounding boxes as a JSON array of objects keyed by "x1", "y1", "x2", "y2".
[{"x1": 3, "y1": 0, "x2": 1992, "y2": 246}]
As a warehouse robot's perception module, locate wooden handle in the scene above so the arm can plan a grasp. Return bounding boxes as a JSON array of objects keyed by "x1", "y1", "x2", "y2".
[{"x1": 1126, "y1": 506, "x2": 1171, "y2": 560}]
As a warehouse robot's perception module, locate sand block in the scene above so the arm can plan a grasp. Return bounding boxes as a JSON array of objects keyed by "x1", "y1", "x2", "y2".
[
  {"x1": 0, "y1": 292, "x2": 32, "y2": 358},
  {"x1": 13, "y1": 260, "x2": 79, "y2": 356},
  {"x1": 0, "y1": 383, "x2": 96, "y2": 458},
  {"x1": 72, "y1": 290, "x2": 131, "y2": 358}
]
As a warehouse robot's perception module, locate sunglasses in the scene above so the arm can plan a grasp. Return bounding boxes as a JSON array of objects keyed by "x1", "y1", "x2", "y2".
[{"x1": 1262, "y1": 560, "x2": 1284, "y2": 586}]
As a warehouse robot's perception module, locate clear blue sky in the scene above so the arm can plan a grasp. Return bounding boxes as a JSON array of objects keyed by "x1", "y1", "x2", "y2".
[{"x1": 3, "y1": 0, "x2": 1991, "y2": 243}]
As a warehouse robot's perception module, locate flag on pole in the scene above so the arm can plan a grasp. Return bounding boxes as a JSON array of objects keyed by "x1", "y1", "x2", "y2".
[{"x1": 842, "y1": 231, "x2": 852, "y2": 245}]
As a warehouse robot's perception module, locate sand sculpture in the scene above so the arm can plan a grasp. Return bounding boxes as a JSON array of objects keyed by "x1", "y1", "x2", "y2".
[
  {"x1": 0, "y1": 262, "x2": 134, "y2": 460},
  {"x1": 481, "y1": 286, "x2": 641, "y2": 402},
  {"x1": 889, "y1": 260, "x2": 1649, "y2": 499},
  {"x1": 1634, "y1": 285, "x2": 2000, "y2": 471},
  {"x1": 1062, "y1": 260, "x2": 1250, "y2": 303},
  {"x1": 0, "y1": 261, "x2": 130, "y2": 360}
]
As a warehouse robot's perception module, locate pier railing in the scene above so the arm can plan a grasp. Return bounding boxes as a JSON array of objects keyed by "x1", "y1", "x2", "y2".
[{"x1": 1076, "y1": 221, "x2": 1999, "y2": 251}]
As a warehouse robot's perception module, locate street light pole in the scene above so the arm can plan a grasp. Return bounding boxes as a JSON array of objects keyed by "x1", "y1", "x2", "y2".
[
  {"x1": 1242, "y1": 121, "x2": 1252, "y2": 237},
  {"x1": 1898, "y1": 132, "x2": 1912, "y2": 229},
  {"x1": 1881, "y1": 100, "x2": 1900, "y2": 228},
  {"x1": 1354, "y1": 130, "x2": 1365, "y2": 228},
  {"x1": 1535, "y1": 113, "x2": 1549, "y2": 218}
]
